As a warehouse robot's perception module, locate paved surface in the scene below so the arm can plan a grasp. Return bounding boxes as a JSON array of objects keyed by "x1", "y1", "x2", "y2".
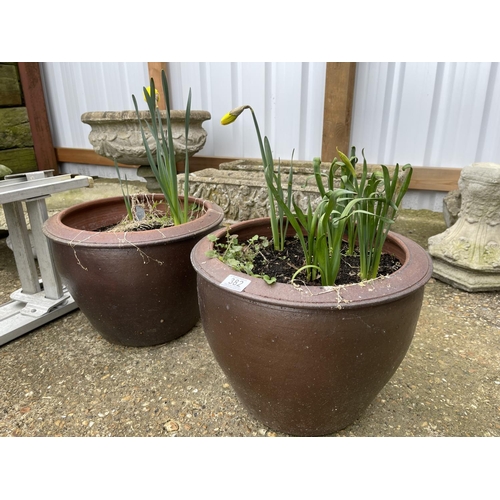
[{"x1": 0, "y1": 180, "x2": 499, "y2": 437}]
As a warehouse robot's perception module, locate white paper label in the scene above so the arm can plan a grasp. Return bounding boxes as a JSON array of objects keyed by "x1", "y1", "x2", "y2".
[{"x1": 220, "y1": 274, "x2": 251, "y2": 292}]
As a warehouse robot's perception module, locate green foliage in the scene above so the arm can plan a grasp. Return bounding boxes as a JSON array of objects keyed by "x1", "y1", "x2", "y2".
[
  {"x1": 114, "y1": 159, "x2": 133, "y2": 221},
  {"x1": 232, "y1": 106, "x2": 292, "y2": 251},
  {"x1": 207, "y1": 231, "x2": 277, "y2": 285},
  {"x1": 334, "y1": 147, "x2": 412, "y2": 280},
  {"x1": 132, "y1": 70, "x2": 192, "y2": 226}
]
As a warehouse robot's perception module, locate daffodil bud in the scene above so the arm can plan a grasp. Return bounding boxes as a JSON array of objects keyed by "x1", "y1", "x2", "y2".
[
  {"x1": 220, "y1": 105, "x2": 251, "y2": 125},
  {"x1": 144, "y1": 86, "x2": 160, "y2": 104}
]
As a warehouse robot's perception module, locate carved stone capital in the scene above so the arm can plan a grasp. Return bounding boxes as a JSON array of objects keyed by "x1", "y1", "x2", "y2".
[{"x1": 429, "y1": 162, "x2": 500, "y2": 291}]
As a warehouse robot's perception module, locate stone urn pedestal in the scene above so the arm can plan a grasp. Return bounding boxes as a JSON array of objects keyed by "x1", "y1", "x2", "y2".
[
  {"x1": 81, "y1": 110, "x2": 210, "y2": 192},
  {"x1": 428, "y1": 162, "x2": 500, "y2": 292}
]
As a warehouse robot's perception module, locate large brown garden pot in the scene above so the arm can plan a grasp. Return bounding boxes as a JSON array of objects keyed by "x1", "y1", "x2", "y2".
[
  {"x1": 191, "y1": 218, "x2": 433, "y2": 436},
  {"x1": 43, "y1": 194, "x2": 223, "y2": 347}
]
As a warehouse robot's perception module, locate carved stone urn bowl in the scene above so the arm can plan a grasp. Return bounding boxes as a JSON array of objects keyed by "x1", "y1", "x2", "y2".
[{"x1": 81, "y1": 110, "x2": 211, "y2": 191}]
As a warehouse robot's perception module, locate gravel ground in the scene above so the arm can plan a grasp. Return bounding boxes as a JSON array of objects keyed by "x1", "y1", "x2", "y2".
[
  {"x1": 1, "y1": 277, "x2": 498, "y2": 438},
  {"x1": 1, "y1": 183, "x2": 499, "y2": 439}
]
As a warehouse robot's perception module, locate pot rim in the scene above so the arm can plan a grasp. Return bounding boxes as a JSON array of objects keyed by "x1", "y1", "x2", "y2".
[
  {"x1": 191, "y1": 217, "x2": 433, "y2": 309},
  {"x1": 81, "y1": 110, "x2": 211, "y2": 125},
  {"x1": 43, "y1": 194, "x2": 224, "y2": 248}
]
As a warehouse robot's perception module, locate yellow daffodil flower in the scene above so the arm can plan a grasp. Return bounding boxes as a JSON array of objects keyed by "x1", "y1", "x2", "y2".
[
  {"x1": 220, "y1": 105, "x2": 251, "y2": 125},
  {"x1": 220, "y1": 112, "x2": 237, "y2": 125},
  {"x1": 144, "y1": 86, "x2": 160, "y2": 104}
]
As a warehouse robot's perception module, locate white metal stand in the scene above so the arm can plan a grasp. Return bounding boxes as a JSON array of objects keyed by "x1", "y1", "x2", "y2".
[{"x1": 0, "y1": 170, "x2": 92, "y2": 345}]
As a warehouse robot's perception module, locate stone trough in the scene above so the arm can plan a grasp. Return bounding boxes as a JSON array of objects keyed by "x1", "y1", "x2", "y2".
[{"x1": 177, "y1": 158, "x2": 404, "y2": 223}]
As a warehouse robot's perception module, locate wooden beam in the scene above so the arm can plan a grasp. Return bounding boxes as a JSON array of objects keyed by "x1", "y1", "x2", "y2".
[
  {"x1": 55, "y1": 147, "x2": 138, "y2": 168},
  {"x1": 17, "y1": 63, "x2": 59, "y2": 174},
  {"x1": 54, "y1": 147, "x2": 461, "y2": 191},
  {"x1": 408, "y1": 167, "x2": 461, "y2": 192},
  {"x1": 147, "y1": 62, "x2": 168, "y2": 110},
  {"x1": 55, "y1": 147, "x2": 232, "y2": 173},
  {"x1": 321, "y1": 62, "x2": 357, "y2": 162}
]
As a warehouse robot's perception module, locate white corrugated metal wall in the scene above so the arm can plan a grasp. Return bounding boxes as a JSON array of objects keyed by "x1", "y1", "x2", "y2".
[
  {"x1": 167, "y1": 62, "x2": 326, "y2": 162},
  {"x1": 352, "y1": 62, "x2": 500, "y2": 167},
  {"x1": 41, "y1": 61, "x2": 326, "y2": 165},
  {"x1": 41, "y1": 62, "x2": 150, "y2": 147},
  {"x1": 350, "y1": 62, "x2": 500, "y2": 211},
  {"x1": 41, "y1": 62, "x2": 500, "y2": 210}
]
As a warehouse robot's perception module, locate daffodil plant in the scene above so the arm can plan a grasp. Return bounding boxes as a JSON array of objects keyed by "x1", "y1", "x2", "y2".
[
  {"x1": 221, "y1": 106, "x2": 293, "y2": 252},
  {"x1": 334, "y1": 147, "x2": 412, "y2": 280},
  {"x1": 131, "y1": 70, "x2": 192, "y2": 226},
  {"x1": 219, "y1": 105, "x2": 413, "y2": 286},
  {"x1": 114, "y1": 159, "x2": 133, "y2": 221}
]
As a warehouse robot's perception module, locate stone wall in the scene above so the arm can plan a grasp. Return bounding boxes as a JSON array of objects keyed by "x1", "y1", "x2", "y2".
[{"x1": 0, "y1": 63, "x2": 37, "y2": 176}]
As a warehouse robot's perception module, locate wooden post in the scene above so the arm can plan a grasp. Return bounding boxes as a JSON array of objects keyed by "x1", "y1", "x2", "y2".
[
  {"x1": 17, "y1": 63, "x2": 59, "y2": 174},
  {"x1": 321, "y1": 62, "x2": 357, "y2": 162},
  {"x1": 147, "y1": 62, "x2": 168, "y2": 110}
]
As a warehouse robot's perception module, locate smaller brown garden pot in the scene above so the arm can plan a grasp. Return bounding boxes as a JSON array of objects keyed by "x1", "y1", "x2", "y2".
[
  {"x1": 43, "y1": 194, "x2": 223, "y2": 347},
  {"x1": 191, "y1": 217, "x2": 433, "y2": 436}
]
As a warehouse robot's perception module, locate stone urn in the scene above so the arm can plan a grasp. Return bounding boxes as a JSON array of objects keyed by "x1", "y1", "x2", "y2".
[
  {"x1": 428, "y1": 162, "x2": 500, "y2": 291},
  {"x1": 81, "y1": 110, "x2": 211, "y2": 191}
]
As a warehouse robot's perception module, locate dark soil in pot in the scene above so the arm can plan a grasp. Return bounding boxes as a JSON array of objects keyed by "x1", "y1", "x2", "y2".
[
  {"x1": 43, "y1": 194, "x2": 223, "y2": 347},
  {"x1": 250, "y1": 237, "x2": 402, "y2": 286}
]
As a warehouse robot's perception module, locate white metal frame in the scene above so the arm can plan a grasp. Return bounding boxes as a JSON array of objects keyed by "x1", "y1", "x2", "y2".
[{"x1": 0, "y1": 170, "x2": 92, "y2": 345}]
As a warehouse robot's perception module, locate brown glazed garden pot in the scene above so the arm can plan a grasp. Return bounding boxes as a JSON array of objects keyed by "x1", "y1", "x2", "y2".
[
  {"x1": 191, "y1": 218, "x2": 433, "y2": 436},
  {"x1": 43, "y1": 194, "x2": 223, "y2": 347}
]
